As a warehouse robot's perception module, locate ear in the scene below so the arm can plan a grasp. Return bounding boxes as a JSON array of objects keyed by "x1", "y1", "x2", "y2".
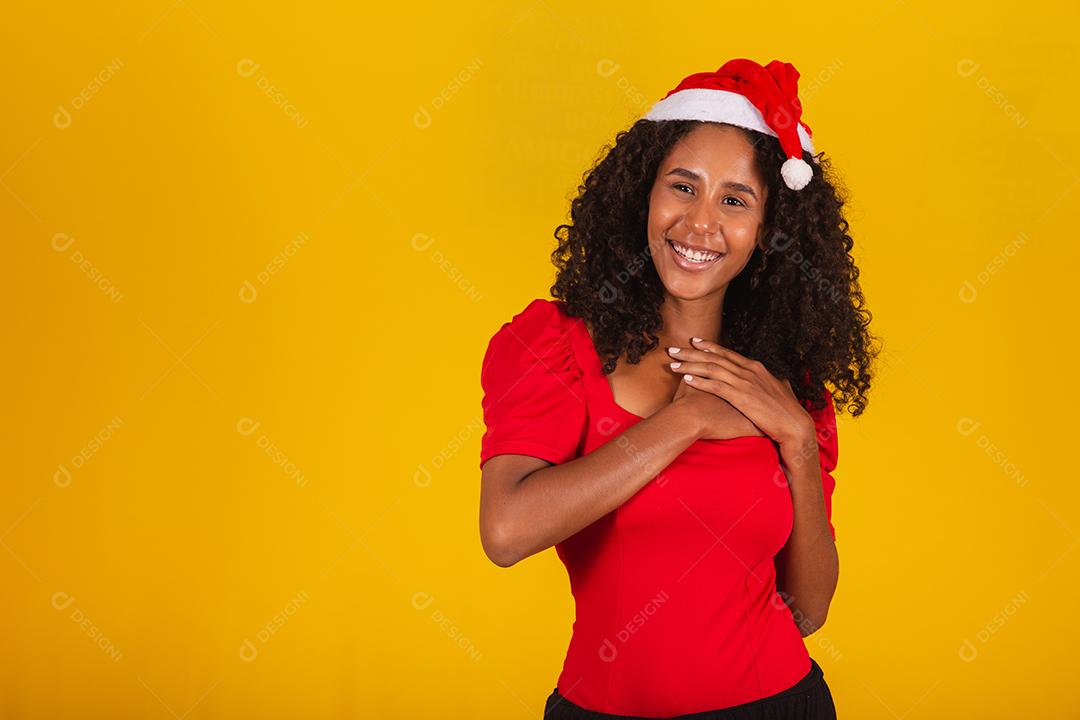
[{"x1": 754, "y1": 224, "x2": 773, "y2": 254}]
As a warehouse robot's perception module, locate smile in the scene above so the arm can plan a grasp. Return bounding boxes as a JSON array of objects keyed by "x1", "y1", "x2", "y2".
[{"x1": 666, "y1": 238, "x2": 725, "y2": 267}]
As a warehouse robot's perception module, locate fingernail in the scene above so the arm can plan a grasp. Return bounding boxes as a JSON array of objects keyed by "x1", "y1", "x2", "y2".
[
  {"x1": 691, "y1": 337, "x2": 702, "y2": 343},
  {"x1": 668, "y1": 347, "x2": 680, "y2": 354},
  {"x1": 669, "y1": 362, "x2": 681, "y2": 369}
]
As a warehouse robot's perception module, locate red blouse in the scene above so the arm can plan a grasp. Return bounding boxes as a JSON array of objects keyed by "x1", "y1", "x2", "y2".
[{"x1": 479, "y1": 298, "x2": 839, "y2": 717}]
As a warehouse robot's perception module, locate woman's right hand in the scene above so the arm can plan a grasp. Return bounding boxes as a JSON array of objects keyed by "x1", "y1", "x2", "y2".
[{"x1": 671, "y1": 373, "x2": 767, "y2": 441}]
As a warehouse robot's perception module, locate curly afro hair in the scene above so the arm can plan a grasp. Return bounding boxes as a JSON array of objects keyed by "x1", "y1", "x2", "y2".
[{"x1": 550, "y1": 119, "x2": 880, "y2": 417}]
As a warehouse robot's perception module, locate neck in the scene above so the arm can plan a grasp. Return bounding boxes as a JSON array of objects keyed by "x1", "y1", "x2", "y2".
[{"x1": 659, "y1": 292, "x2": 726, "y2": 347}]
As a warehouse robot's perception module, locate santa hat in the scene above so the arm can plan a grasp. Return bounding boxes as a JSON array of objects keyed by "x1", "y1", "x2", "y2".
[{"x1": 642, "y1": 59, "x2": 817, "y2": 191}]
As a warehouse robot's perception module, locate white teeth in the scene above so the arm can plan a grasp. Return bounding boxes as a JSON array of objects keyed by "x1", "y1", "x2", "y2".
[{"x1": 670, "y1": 239, "x2": 721, "y2": 262}]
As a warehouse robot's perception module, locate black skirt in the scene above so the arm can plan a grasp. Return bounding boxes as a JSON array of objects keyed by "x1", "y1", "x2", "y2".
[{"x1": 543, "y1": 657, "x2": 836, "y2": 720}]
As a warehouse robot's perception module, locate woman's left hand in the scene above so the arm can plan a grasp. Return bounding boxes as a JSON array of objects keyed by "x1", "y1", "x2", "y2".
[{"x1": 667, "y1": 337, "x2": 815, "y2": 448}]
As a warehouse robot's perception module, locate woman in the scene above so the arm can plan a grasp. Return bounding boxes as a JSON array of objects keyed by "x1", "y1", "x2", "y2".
[{"x1": 478, "y1": 59, "x2": 878, "y2": 719}]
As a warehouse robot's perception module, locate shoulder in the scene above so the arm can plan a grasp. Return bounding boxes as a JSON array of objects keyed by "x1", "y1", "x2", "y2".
[
  {"x1": 481, "y1": 298, "x2": 581, "y2": 385},
  {"x1": 486, "y1": 298, "x2": 574, "y2": 351},
  {"x1": 504, "y1": 298, "x2": 572, "y2": 332}
]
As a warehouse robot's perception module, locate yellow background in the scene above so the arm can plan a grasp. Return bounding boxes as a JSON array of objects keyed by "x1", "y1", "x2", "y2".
[{"x1": 3, "y1": 1, "x2": 1077, "y2": 717}]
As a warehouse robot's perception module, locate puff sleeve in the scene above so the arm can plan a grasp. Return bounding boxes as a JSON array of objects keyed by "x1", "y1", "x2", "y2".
[
  {"x1": 479, "y1": 299, "x2": 589, "y2": 470},
  {"x1": 807, "y1": 387, "x2": 839, "y2": 541}
]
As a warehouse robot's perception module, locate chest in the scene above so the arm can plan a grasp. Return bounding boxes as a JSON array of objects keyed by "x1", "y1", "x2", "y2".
[
  {"x1": 604, "y1": 348, "x2": 758, "y2": 433},
  {"x1": 605, "y1": 349, "x2": 680, "y2": 419},
  {"x1": 567, "y1": 320, "x2": 793, "y2": 575}
]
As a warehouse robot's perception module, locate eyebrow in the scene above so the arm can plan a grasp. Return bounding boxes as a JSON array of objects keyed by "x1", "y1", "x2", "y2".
[{"x1": 664, "y1": 167, "x2": 759, "y2": 201}]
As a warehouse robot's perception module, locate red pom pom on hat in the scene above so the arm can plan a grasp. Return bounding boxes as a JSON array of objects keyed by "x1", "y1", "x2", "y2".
[{"x1": 643, "y1": 59, "x2": 817, "y2": 191}]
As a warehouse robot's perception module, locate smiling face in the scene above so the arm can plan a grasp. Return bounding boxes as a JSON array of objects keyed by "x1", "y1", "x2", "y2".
[{"x1": 647, "y1": 122, "x2": 769, "y2": 302}]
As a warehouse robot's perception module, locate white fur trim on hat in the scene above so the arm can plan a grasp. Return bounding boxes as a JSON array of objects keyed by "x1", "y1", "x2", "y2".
[{"x1": 643, "y1": 88, "x2": 815, "y2": 155}]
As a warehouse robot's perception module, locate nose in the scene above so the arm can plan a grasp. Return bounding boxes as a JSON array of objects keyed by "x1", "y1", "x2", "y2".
[{"x1": 683, "y1": 203, "x2": 721, "y2": 237}]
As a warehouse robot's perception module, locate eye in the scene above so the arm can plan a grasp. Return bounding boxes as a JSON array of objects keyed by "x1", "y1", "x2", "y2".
[{"x1": 671, "y1": 183, "x2": 746, "y2": 207}]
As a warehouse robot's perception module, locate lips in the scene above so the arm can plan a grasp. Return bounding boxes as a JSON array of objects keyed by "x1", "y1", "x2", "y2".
[
  {"x1": 666, "y1": 237, "x2": 725, "y2": 267},
  {"x1": 669, "y1": 239, "x2": 721, "y2": 259}
]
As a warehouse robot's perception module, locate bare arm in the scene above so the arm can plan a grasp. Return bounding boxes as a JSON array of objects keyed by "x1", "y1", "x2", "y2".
[
  {"x1": 773, "y1": 434, "x2": 840, "y2": 636},
  {"x1": 480, "y1": 398, "x2": 701, "y2": 567}
]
